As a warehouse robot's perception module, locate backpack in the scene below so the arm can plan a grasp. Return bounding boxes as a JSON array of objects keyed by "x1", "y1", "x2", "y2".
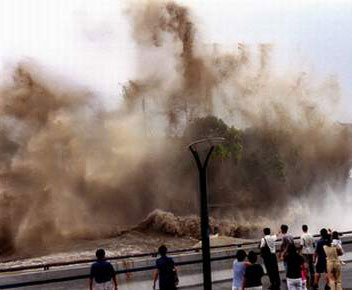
[{"x1": 260, "y1": 238, "x2": 272, "y2": 259}]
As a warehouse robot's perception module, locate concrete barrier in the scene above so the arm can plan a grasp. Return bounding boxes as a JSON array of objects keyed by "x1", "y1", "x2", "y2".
[{"x1": 1, "y1": 234, "x2": 351, "y2": 289}]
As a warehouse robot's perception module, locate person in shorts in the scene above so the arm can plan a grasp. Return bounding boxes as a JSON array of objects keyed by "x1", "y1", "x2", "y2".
[
  {"x1": 89, "y1": 249, "x2": 118, "y2": 290},
  {"x1": 284, "y1": 243, "x2": 304, "y2": 290},
  {"x1": 314, "y1": 228, "x2": 330, "y2": 290}
]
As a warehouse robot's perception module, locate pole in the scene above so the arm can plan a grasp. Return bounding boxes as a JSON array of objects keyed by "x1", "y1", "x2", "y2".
[{"x1": 189, "y1": 145, "x2": 215, "y2": 290}]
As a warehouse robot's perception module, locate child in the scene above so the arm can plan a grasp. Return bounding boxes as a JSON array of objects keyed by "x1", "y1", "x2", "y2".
[
  {"x1": 331, "y1": 231, "x2": 345, "y2": 265},
  {"x1": 232, "y1": 250, "x2": 248, "y2": 290}
]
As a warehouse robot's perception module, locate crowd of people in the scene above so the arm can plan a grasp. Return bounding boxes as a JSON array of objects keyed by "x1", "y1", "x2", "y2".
[
  {"x1": 233, "y1": 225, "x2": 344, "y2": 290},
  {"x1": 87, "y1": 225, "x2": 345, "y2": 290}
]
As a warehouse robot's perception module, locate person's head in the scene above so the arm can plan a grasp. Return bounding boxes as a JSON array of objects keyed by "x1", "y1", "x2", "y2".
[
  {"x1": 247, "y1": 251, "x2": 257, "y2": 264},
  {"x1": 287, "y1": 243, "x2": 297, "y2": 255},
  {"x1": 320, "y1": 228, "x2": 328, "y2": 239},
  {"x1": 332, "y1": 231, "x2": 339, "y2": 240},
  {"x1": 302, "y1": 225, "x2": 308, "y2": 233},
  {"x1": 236, "y1": 250, "x2": 247, "y2": 262},
  {"x1": 96, "y1": 248, "x2": 105, "y2": 260},
  {"x1": 263, "y1": 228, "x2": 271, "y2": 236},
  {"x1": 158, "y1": 245, "x2": 167, "y2": 257},
  {"x1": 281, "y1": 224, "x2": 288, "y2": 234}
]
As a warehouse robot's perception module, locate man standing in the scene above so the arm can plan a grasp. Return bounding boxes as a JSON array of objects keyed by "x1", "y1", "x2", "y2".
[
  {"x1": 280, "y1": 224, "x2": 294, "y2": 259},
  {"x1": 260, "y1": 228, "x2": 280, "y2": 289},
  {"x1": 280, "y1": 224, "x2": 294, "y2": 279},
  {"x1": 153, "y1": 245, "x2": 178, "y2": 290},
  {"x1": 300, "y1": 224, "x2": 315, "y2": 286},
  {"x1": 314, "y1": 228, "x2": 330, "y2": 290},
  {"x1": 89, "y1": 249, "x2": 118, "y2": 290}
]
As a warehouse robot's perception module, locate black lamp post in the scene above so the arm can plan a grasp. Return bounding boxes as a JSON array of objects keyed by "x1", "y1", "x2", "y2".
[{"x1": 188, "y1": 138, "x2": 224, "y2": 290}]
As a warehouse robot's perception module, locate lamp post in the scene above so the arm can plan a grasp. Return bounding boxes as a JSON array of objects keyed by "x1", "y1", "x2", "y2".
[{"x1": 188, "y1": 138, "x2": 224, "y2": 290}]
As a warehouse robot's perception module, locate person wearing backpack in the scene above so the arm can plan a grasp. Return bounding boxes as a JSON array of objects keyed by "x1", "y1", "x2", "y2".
[{"x1": 260, "y1": 228, "x2": 280, "y2": 290}]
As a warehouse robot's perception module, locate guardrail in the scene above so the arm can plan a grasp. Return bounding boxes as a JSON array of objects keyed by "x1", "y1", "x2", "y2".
[
  {"x1": 1, "y1": 238, "x2": 352, "y2": 289},
  {"x1": 0, "y1": 231, "x2": 352, "y2": 289},
  {"x1": 1, "y1": 230, "x2": 351, "y2": 273}
]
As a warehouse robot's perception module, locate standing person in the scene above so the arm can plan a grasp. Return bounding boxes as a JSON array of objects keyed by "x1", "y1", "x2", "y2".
[
  {"x1": 280, "y1": 225, "x2": 294, "y2": 259},
  {"x1": 89, "y1": 249, "x2": 118, "y2": 290},
  {"x1": 280, "y1": 224, "x2": 294, "y2": 279},
  {"x1": 284, "y1": 243, "x2": 304, "y2": 290},
  {"x1": 324, "y1": 237, "x2": 343, "y2": 290},
  {"x1": 242, "y1": 251, "x2": 264, "y2": 290},
  {"x1": 313, "y1": 228, "x2": 330, "y2": 290},
  {"x1": 300, "y1": 224, "x2": 315, "y2": 286},
  {"x1": 260, "y1": 228, "x2": 280, "y2": 289},
  {"x1": 233, "y1": 250, "x2": 249, "y2": 290},
  {"x1": 153, "y1": 245, "x2": 178, "y2": 290}
]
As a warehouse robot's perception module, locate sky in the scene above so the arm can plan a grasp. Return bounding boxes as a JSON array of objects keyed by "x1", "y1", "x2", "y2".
[{"x1": 0, "y1": 0, "x2": 351, "y2": 119}]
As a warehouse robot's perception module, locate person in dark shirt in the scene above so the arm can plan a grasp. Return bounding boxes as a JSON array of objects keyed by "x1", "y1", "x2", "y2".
[
  {"x1": 243, "y1": 251, "x2": 264, "y2": 290},
  {"x1": 284, "y1": 243, "x2": 304, "y2": 290},
  {"x1": 89, "y1": 249, "x2": 118, "y2": 290},
  {"x1": 314, "y1": 228, "x2": 330, "y2": 290},
  {"x1": 153, "y1": 245, "x2": 178, "y2": 290}
]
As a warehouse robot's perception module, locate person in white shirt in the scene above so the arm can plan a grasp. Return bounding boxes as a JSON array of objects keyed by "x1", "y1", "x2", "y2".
[
  {"x1": 300, "y1": 224, "x2": 315, "y2": 287},
  {"x1": 260, "y1": 228, "x2": 280, "y2": 290}
]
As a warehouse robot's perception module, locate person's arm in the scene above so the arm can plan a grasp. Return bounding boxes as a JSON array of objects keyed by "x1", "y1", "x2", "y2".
[
  {"x1": 242, "y1": 277, "x2": 246, "y2": 290},
  {"x1": 109, "y1": 263, "x2": 118, "y2": 290},
  {"x1": 89, "y1": 278, "x2": 93, "y2": 290},
  {"x1": 299, "y1": 237, "x2": 304, "y2": 252},
  {"x1": 260, "y1": 265, "x2": 264, "y2": 279},
  {"x1": 242, "y1": 267, "x2": 248, "y2": 290},
  {"x1": 336, "y1": 246, "x2": 343, "y2": 256},
  {"x1": 174, "y1": 266, "x2": 179, "y2": 285},
  {"x1": 259, "y1": 238, "x2": 264, "y2": 248},
  {"x1": 313, "y1": 251, "x2": 317, "y2": 264},
  {"x1": 338, "y1": 243, "x2": 344, "y2": 255},
  {"x1": 89, "y1": 265, "x2": 95, "y2": 290},
  {"x1": 112, "y1": 275, "x2": 118, "y2": 290},
  {"x1": 153, "y1": 269, "x2": 159, "y2": 290}
]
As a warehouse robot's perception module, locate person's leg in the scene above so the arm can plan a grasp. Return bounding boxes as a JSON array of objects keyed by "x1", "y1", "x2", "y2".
[
  {"x1": 103, "y1": 281, "x2": 113, "y2": 290},
  {"x1": 325, "y1": 271, "x2": 331, "y2": 290},
  {"x1": 308, "y1": 254, "x2": 315, "y2": 286},
  {"x1": 271, "y1": 254, "x2": 281, "y2": 288},
  {"x1": 335, "y1": 263, "x2": 342, "y2": 290},
  {"x1": 296, "y1": 278, "x2": 303, "y2": 290},
  {"x1": 287, "y1": 278, "x2": 302, "y2": 290},
  {"x1": 264, "y1": 257, "x2": 275, "y2": 287},
  {"x1": 314, "y1": 272, "x2": 321, "y2": 289}
]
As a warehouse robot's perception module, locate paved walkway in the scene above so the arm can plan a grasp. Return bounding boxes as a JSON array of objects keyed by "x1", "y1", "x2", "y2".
[{"x1": 10, "y1": 262, "x2": 352, "y2": 290}]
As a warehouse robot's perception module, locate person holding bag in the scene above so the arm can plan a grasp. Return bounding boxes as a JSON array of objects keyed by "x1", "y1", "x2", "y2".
[{"x1": 259, "y1": 228, "x2": 280, "y2": 290}]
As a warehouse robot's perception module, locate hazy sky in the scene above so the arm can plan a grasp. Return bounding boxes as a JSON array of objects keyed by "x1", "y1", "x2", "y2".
[{"x1": 0, "y1": 0, "x2": 351, "y2": 118}]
